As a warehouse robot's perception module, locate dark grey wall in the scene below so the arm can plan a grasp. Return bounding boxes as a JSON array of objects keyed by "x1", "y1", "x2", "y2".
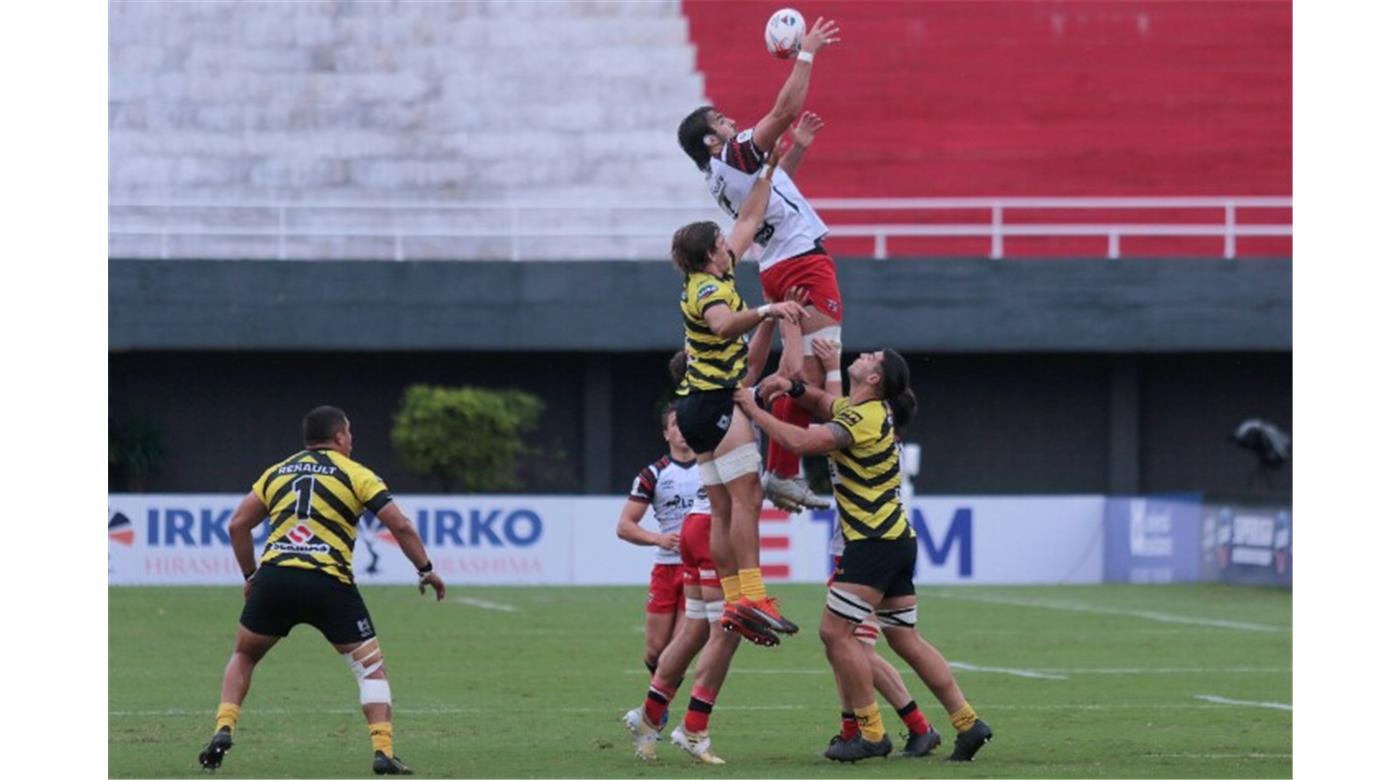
[
  {"x1": 109, "y1": 350, "x2": 1291, "y2": 499},
  {"x1": 110, "y1": 258, "x2": 1290, "y2": 353}
]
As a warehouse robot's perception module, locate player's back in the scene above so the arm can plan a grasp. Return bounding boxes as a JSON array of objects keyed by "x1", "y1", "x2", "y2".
[{"x1": 253, "y1": 448, "x2": 394, "y2": 584}]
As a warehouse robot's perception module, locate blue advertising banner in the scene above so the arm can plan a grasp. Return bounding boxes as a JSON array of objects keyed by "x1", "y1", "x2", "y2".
[
  {"x1": 1103, "y1": 496, "x2": 1202, "y2": 583},
  {"x1": 1201, "y1": 503, "x2": 1292, "y2": 587}
]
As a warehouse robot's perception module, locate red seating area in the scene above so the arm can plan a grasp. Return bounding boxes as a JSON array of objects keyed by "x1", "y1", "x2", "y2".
[{"x1": 682, "y1": 0, "x2": 1291, "y2": 257}]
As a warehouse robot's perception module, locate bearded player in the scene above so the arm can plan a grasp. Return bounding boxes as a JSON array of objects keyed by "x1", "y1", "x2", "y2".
[{"x1": 676, "y1": 15, "x2": 843, "y2": 513}]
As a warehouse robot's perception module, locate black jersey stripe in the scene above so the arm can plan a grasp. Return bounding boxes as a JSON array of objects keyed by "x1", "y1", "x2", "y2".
[
  {"x1": 692, "y1": 349, "x2": 747, "y2": 374},
  {"x1": 834, "y1": 458, "x2": 902, "y2": 493},
  {"x1": 311, "y1": 482, "x2": 360, "y2": 546},
  {"x1": 364, "y1": 490, "x2": 392, "y2": 513},
  {"x1": 834, "y1": 483, "x2": 902, "y2": 515},
  {"x1": 308, "y1": 450, "x2": 355, "y2": 491},
  {"x1": 842, "y1": 440, "x2": 898, "y2": 470}
]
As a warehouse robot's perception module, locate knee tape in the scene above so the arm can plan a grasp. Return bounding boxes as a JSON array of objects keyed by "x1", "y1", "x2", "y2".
[
  {"x1": 826, "y1": 587, "x2": 874, "y2": 625},
  {"x1": 698, "y1": 460, "x2": 723, "y2": 486},
  {"x1": 685, "y1": 597, "x2": 707, "y2": 620},
  {"x1": 343, "y1": 639, "x2": 392, "y2": 705},
  {"x1": 704, "y1": 600, "x2": 725, "y2": 623},
  {"x1": 713, "y1": 442, "x2": 761, "y2": 483},
  {"x1": 802, "y1": 326, "x2": 842, "y2": 356},
  {"x1": 877, "y1": 605, "x2": 918, "y2": 629}
]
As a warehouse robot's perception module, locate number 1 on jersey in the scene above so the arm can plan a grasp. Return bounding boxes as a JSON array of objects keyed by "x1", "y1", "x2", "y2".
[{"x1": 291, "y1": 475, "x2": 316, "y2": 519}]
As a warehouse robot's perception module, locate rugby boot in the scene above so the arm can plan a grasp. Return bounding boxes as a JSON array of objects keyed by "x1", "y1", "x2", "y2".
[
  {"x1": 719, "y1": 603, "x2": 781, "y2": 647},
  {"x1": 900, "y1": 727, "x2": 943, "y2": 758},
  {"x1": 372, "y1": 751, "x2": 413, "y2": 775},
  {"x1": 622, "y1": 706, "x2": 660, "y2": 760},
  {"x1": 763, "y1": 473, "x2": 831, "y2": 510},
  {"x1": 671, "y1": 726, "x2": 726, "y2": 765},
  {"x1": 947, "y1": 719, "x2": 993, "y2": 762},
  {"x1": 825, "y1": 734, "x2": 893, "y2": 763},
  {"x1": 197, "y1": 727, "x2": 233, "y2": 771},
  {"x1": 736, "y1": 595, "x2": 799, "y2": 635}
]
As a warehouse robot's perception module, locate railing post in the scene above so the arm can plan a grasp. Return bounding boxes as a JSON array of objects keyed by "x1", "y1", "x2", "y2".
[
  {"x1": 874, "y1": 232, "x2": 887, "y2": 260},
  {"x1": 1224, "y1": 201, "x2": 1236, "y2": 260},
  {"x1": 991, "y1": 202, "x2": 1004, "y2": 260},
  {"x1": 278, "y1": 206, "x2": 286, "y2": 261},
  {"x1": 1108, "y1": 232, "x2": 1120, "y2": 260}
]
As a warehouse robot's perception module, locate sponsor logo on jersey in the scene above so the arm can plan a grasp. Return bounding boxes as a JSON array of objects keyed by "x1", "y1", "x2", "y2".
[
  {"x1": 287, "y1": 524, "x2": 314, "y2": 545},
  {"x1": 697, "y1": 283, "x2": 719, "y2": 300}
]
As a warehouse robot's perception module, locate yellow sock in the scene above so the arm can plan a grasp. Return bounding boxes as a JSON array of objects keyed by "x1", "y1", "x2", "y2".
[
  {"x1": 721, "y1": 575, "x2": 742, "y2": 604},
  {"x1": 853, "y1": 702, "x2": 885, "y2": 742},
  {"x1": 214, "y1": 702, "x2": 240, "y2": 733},
  {"x1": 951, "y1": 702, "x2": 979, "y2": 733},
  {"x1": 738, "y1": 568, "x2": 767, "y2": 601},
  {"x1": 369, "y1": 721, "x2": 393, "y2": 757}
]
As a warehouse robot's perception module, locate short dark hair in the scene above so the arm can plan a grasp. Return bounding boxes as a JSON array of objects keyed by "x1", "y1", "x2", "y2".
[
  {"x1": 677, "y1": 105, "x2": 716, "y2": 170},
  {"x1": 672, "y1": 221, "x2": 722, "y2": 274},
  {"x1": 303, "y1": 405, "x2": 349, "y2": 445},
  {"x1": 878, "y1": 350, "x2": 918, "y2": 429},
  {"x1": 660, "y1": 400, "x2": 679, "y2": 429},
  {"x1": 668, "y1": 350, "x2": 688, "y2": 387}
]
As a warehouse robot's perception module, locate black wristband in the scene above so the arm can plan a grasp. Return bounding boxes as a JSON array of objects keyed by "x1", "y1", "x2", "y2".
[
  {"x1": 417, "y1": 561, "x2": 434, "y2": 574},
  {"x1": 788, "y1": 379, "x2": 807, "y2": 399}
]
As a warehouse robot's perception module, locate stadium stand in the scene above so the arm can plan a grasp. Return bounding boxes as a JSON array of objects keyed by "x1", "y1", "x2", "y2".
[
  {"x1": 109, "y1": 0, "x2": 1290, "y2": 260},
  {"x1": 108, "y1": 0, "x2": 713, "y2": 260}
]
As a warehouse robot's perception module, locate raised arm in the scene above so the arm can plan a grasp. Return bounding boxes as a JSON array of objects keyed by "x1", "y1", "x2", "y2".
[
  {"x1": 742, "y1": 317, "x2": 777, "y2": 388},
  {"x1": 726, "y1": 144, "x2": 784, "y2": 260},
  {"x1": 751, "y1": 18, "x2": 842, "y2": 152},
  {"x1": 778, "y1": 111, "x2": 824, "y2": 180},
  {"x1": 734, "y1": 388, "x2": 850, "y2": 457}
]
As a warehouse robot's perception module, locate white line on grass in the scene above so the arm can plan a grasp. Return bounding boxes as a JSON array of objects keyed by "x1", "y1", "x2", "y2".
[
  {"x1": 931, "y1": 592, "x2": 1285, "y2": 632},
  {"x1": 1193, "y1": 694, "x2": 1293, "y2": 711},
  {"x1": 947, "y1": 661, "x2": 1068, "y2": 680},
  {"x1": 1038, "y1": 667, "x2": 1289, "y2": 675},
  {"x1": 110, "y1": 701, "x2": 1284, "y2": 718},
  {"x1": 452, "y1": 596, "x2": 518, "y2": 612},
  {"x1": 1150, "y1": 753, "x2": 1291, "y2": 759}
]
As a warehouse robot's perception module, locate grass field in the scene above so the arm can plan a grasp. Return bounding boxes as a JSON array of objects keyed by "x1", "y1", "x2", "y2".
[{"x1": 109, "y1": 583, "x2": 1291, "y2": 778}]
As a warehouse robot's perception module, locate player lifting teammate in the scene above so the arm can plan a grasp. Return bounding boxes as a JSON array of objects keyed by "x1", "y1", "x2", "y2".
[
  {"x1": 736, "y1": 354, "x2": 994, "y2": 763},
  {"x1": 197, "y1": 406, "x2": 446, "y2": 776},
  {"x1": 615, "y1": 402, "x2": 700, "y2": 674},
  {"x1": 677, "y1": 15, "x2": 843, "y2": 513},
  {"x1": 670, "y1": 142, "x2": 807, "y2": 645}
]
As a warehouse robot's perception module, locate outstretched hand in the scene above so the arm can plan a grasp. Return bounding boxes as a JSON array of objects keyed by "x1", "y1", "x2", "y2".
[
  {"x1": 812, "y1": 337, "x2": 841, "y2": 373},
  {"x1": 801, "y1": 18, "x2": 841, "y2": 54},
  {"x1": 790, "y1": 111, "x2": 824, "y2": 148}
]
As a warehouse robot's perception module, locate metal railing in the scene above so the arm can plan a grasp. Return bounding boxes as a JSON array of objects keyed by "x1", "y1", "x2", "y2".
[{"x1": 108, "y1": 196, "x2": 1291, "y2": 261}]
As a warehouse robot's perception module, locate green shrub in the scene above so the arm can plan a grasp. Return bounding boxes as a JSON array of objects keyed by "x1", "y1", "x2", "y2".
[{"x1": 391, "y1": 385, "x2": 545, "y2": 492}]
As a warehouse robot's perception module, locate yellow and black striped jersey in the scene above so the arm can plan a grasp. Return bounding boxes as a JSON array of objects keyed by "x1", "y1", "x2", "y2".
[
  {"x1": 678, "y1": 271, "x2": 748, "y2": 394},
  {"x1": 828, "y1": 397, "x2": 912, "y2": 542},
  {"x1": 253, "y1": 448, "x2": 393, "y2": 585}
]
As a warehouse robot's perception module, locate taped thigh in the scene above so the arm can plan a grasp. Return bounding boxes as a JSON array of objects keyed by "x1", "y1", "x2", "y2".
[
  {"x1": 801, "y1": 325, "x2": 842, "y2": 356},
  {"x1": 876, "y1": 604, "x2": 918, "y2": 629},
  {"x1": 698, "y1": 459, "x2": 723, "y2": 486},
  {"x1": 713, "y1": 442, "x2": 761, "y2": 483},
  {"x1": 826, "y1": 587, "x2": 874, "y2": 625},
  {"x1": 343, "y1": 638, "x2": 392, "y2": 705}
]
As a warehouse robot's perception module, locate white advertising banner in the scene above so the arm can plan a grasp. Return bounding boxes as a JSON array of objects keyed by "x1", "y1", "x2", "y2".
[{"x1": 110, "y1": 494, "x2": 1104, "y2": 586}]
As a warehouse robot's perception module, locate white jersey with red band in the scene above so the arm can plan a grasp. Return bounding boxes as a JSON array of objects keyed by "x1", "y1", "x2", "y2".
[
  {"x1": 705, "y1": 128, "x2": 828, "y2": 272},
  {"x1": 628, "y1": 455, "x2": 700, "y2": 564}
]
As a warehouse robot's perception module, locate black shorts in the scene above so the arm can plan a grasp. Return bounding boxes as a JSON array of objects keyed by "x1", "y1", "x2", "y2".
[
  {"x1": 675, "y1": 389, "x2": 735, "y2": 455},
  {"x1": 832, "y1": 537, "x2": 918, "y2": 599},
  {"x1": 240, "y1": 564, "x2": 377, "y2": 645}
]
